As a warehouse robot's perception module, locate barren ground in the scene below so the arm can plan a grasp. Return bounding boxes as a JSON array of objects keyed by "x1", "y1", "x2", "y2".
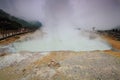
[{"x1": 0, "y1": 35, "x2": 120, "y2": 80}]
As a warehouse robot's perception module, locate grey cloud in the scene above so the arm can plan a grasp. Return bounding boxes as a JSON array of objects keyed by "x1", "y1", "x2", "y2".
[{"x1": 0, "y1": 0, "x2": 120, "y2": 30}]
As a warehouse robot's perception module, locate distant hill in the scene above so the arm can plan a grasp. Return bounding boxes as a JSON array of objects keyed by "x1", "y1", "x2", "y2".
[
  {"x1": 0, "y1": 9, "x2": 10, "y2": 18},
  {"x1": 0, "y1": 9, "x2": 42, "y2": 29}
]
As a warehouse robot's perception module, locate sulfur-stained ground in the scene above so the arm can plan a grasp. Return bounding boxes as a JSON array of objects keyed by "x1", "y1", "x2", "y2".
[{"x1": 0, "y1": 50, "x2": 120, "y2": 80}]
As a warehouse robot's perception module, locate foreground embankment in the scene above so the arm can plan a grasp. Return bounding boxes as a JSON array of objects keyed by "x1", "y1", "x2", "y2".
[{"x1": 0, "y1": 51, "x2": 120, "y2": 80}]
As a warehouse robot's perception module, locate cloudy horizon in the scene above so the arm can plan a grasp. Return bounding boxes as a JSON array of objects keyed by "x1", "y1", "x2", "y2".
[{"x1": 0, "y1": 0, "x2": 120, "y2": 30}]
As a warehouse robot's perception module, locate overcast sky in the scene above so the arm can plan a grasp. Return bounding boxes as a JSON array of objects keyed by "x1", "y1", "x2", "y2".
[{"x1": 0, "y1": 0, "x2": 120, "y2": 30}]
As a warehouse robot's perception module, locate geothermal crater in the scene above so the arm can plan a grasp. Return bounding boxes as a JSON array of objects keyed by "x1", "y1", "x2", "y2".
[{"x1": 9, "y1": 29, "x2": 111, "y2": 52}]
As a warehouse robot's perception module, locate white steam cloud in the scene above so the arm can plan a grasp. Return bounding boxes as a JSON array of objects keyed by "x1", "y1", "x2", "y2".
[
  {"x1": 8, "y1": 0, "x2": 112, "y2": 52},
  {"x1": 1, "y1": 0, "x2": 117, "y2": 52}
]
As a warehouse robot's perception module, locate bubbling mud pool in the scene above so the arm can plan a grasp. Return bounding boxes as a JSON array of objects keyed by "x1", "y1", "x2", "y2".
[{"x1": 7, "y1": 29, "x2": 112, "y2": 53}]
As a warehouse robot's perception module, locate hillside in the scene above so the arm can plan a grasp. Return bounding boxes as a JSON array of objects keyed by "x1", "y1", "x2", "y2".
[{"x1": 0, "y1": 9, "x2": 42, "y2": 30}]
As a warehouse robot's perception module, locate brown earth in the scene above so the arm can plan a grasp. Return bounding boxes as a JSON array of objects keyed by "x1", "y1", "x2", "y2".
[
  {"x1": 0, "y1": 36, "x2": 20, "y2": 45},
  {"x1": 103, "y1": 35, "x2": 120, "y2": 50},
  {"x1": 102, "y1": 35, "x2": 120, "y2": 58}
]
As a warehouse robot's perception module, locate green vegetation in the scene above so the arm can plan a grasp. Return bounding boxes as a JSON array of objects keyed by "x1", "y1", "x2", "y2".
[
  {"x1": 0, "y1": 9, "x2": 42, "y2": 39},
  {"x1": 0, "y1": 9, "x2": 42, "y2": 31}
]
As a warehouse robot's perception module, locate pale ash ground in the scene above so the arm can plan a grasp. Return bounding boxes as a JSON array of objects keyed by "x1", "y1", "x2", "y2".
[{"x1": 0, "y1": 51, "x2": 120, "y2": 80}]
